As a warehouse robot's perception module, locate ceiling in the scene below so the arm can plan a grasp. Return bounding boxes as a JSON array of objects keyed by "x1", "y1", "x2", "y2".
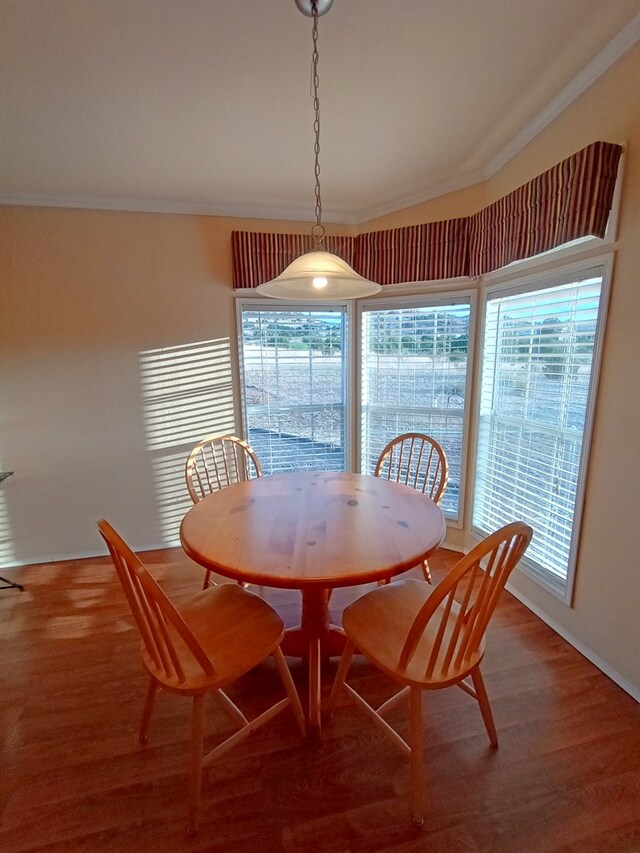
[{"x1": 1, "y1": 0, "x2": 639, "y2": 224}]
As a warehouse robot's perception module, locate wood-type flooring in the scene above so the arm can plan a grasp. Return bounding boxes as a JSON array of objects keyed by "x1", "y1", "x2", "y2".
[{"x1": 1, "y1": 546, "x2": 639, "y2": 852}]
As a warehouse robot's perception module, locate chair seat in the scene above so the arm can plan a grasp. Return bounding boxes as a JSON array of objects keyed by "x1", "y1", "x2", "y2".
[
  {"x1": 142, "y1": 583, "x2": 285, "y2": 693},
  {"x1": 343, "y1": 578, "x2": 485, "y2": 688}
]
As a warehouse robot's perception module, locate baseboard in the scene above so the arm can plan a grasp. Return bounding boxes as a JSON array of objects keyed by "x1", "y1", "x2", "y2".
[
  {"x1": 505, "y1": 581, "x2": 640, "y2": 704},
  {"x1": 0, "y1": 539, "x2": 179, "y2": 570},
  {"x1": 439, "y1": 538, "x2": 639, "y2": 704},
  {"x1": 439, "y1": 540, "x2": 462, "y2": 553}
]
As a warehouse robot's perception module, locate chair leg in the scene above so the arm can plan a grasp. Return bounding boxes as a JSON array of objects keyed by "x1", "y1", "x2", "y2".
[
  {"x1": 139, "y1": 676, "x2": 158, "y2": 744},
  {"x1": 272, "y1": 646, "x2": 306, "y2": 738},
  {"x1": 471, "y1": 666, "x2": 498, "y2": 748},
  {"x1": 410, "y1": 687, "x2": 425, "y2": 827},
  {"x1": 202, "y1": 570, "x2": 212, "y2": 590},
  {"x1": 383, "y1": 560, "x2": 431, "y2": 584},
  {"x1": 187, "y1": 694, "x2": 206, "y2": 835},
  {"x1": 421, "y1": 559, "x2": 432, "y2": 584},
  {"x1": 327, "y1": 638, "x2": 355, "y2": 716}
]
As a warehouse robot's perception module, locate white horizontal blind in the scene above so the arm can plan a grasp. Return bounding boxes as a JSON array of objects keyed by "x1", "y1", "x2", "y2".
[
  {"x1": 361, "y1": 300, "x2": 471, "y2": 519},
  {"x1": 239, "y1": 306, "x2": 347, "y2": 474},
  {"x1": 473, "y1": 273, "x2": 605, "y2": 594}
]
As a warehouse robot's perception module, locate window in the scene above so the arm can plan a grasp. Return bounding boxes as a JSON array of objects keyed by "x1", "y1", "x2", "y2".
[
  {"x1": 239, "y1": 304, "x2": 348, "y2": 474},
  {"x1": 238, "y1": 256, "x2": 611, "y2": 602},
  {"x1": 473, "y1": 262, "x2": 610, "y2": 599},
  {"x1": 360, "y1": 297, "x2": 473, "y2": 520}
]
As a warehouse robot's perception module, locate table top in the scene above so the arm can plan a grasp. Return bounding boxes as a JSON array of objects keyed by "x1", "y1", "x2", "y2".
[{"x1": 180, "y1": 471, "x2": 446, "y2": 589}]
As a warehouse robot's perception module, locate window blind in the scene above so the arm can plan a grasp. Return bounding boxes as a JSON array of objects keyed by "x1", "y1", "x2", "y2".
[
  {"x1": 361, "y1": 300, "x2": 471, "y2": 519},
  {"x1": 239, "y1": 307, "x2": 347, "y2": 474},
  {"x1": 473, "y1": 272, "x2": 605, "y2": 594}
]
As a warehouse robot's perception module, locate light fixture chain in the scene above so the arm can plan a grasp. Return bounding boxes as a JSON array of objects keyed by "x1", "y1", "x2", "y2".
[
  {"x1": 255, "y1": 0, "x2": 380, "y2": 298},
  {"x1": 311, "y1": 0, "x2": 325, "y2": 244}
]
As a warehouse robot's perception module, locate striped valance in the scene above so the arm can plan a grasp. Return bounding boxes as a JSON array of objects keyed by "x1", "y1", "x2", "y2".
[
  {"x1": 355, "y1": 218, "x2": 468, "y2": 285},
  {"x1": 467, "y1": 140, "x2": 622, "y2": 276},
  {"x1": 232, "y1": 141, "x2": 622, "y2": 289},
  {"x1": 231, "y1": 232, "x2": 355, "y2": 290}
]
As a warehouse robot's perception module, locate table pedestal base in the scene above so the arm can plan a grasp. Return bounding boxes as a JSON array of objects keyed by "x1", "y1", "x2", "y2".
[
  {"x1": 280, "y1": 626, "x2": 346, "y2": 659},
  {"x1": 279, "y1": 587, "x2": 346, "y2": 736}
]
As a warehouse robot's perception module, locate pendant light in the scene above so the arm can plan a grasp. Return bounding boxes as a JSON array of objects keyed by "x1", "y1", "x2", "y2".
[{"x1": 256, "y1": 0, "x2": 381, "y2": 301}]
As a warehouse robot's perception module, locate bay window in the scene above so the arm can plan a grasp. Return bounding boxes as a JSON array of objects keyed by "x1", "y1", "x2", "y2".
[
  {"x1": 238, "y1": 254, "x2": 611, "y2": 602},
  {"x1": 473, "y1": 260, "x2": 611, "y2": 600}
]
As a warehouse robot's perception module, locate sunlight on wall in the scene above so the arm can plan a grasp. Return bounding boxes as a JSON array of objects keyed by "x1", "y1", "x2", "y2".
[
  {"x1": 148, "y1": 448, "x2": 199, "y2": 544},
  {"x1": 139, "y1": 339, "x2": 236, "y2": 543}
]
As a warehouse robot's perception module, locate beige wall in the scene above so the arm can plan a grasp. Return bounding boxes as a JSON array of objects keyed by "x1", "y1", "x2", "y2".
[
  {"x1": 1, "y1": 42, "x2": 638, "y2": 691},
  {"x1": 0, "y1": 209, "x2": 228, "y2": 560},
  {"x1": 0, "y1": 209, "x2": 352, "y2": 562}
]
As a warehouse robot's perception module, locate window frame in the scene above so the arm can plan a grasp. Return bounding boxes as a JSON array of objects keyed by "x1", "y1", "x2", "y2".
[
  {"x1": 469, "y1": 253, "x2": 614, "y2": 603},
  {"x1": 356, "y1": 289, "x2": 477, "y2": 527},
  {"x1": 236, "y1": 298, "x2": 355, "y2": 473}
]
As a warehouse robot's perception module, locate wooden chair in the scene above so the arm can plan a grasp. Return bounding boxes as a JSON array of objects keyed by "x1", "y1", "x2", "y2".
[
  {"x1": 97, "y1": 519, "x2": 305, "y2": 835},
  {"x1": 185, "y1": 434, "x2": 263, "y2": 588},
  {"x1": 328, "y1": 521, "x2": 533, "y2": 827},
  {"x1": 374, "y1": 432, "x2": 448, "y2": 583}
]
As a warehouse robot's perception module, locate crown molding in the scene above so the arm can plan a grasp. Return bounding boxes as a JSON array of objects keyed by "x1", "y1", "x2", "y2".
[
  {"x1": 1, "y1": 12, "x2": 638, "y2": 225},
  {"x1": 359, "y1": 11, "x2": 640, "y2": 216},
  {"x1": 0, "y1": 193, "x2": 358, "y2": 225},
  {"x1": 483, "y1": 10, "x2": 640, "y2": 179},
  {"x1": 351, "y1": 170, "x2": 486, "y2": 226}
]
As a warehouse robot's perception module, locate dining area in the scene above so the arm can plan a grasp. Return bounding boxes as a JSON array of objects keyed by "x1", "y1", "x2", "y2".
[
  {"x1": 1, "y1": 429, "x2": 639, "y2": 851},
  {"x1": 97, "y1": 431, "x2": 533, "y2": 836},
  {"x1": 4, "y1": 0, "x2": 640, "y2": 847}
]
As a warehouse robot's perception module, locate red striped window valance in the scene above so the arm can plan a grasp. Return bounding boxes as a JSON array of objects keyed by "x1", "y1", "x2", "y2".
[
  {"x1": 231, "y1": 231, "x2": 355, "y2": 290},
  {"x1": 467, "y1": 140, "x2": 622, "y2": 276},
  {"x1": 355, "y1": 218, "x2": 469, "y2": 285},
  {"x1": 232, "y1": 141, "x2": 622, "y2": 289}
]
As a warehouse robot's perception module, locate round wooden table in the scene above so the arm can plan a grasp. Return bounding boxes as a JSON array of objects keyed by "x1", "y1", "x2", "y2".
[{"x1": 180, "y1": 471, "x2": 446, "y2": 734}]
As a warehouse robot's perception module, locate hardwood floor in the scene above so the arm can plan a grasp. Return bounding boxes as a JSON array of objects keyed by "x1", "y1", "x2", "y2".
[{"x1": 1, "y1": 547, "x2": 639, "y2": 852}]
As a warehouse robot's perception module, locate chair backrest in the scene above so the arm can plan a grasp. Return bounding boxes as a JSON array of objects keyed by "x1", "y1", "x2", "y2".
[
  {"x1": 185, "y1": 434, "x2": 263, "y2": 504},
  {"x1": 400, "y1": 521, "x2": 533, "y2": 679},
  {"x1": 374, "y1": 433, "x2": 448, "y2": 504},
  {"x1": 97, "y1": 520, "x2": 214, "y2": 682}
]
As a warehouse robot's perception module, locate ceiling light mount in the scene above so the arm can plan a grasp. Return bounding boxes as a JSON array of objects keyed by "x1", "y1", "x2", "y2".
[
  {"x1": 294, "y1": 0, "x2": 334, "y2": 18},
  {"x1": 256, "y1": 0, "x2": 381, "y2": 301}
]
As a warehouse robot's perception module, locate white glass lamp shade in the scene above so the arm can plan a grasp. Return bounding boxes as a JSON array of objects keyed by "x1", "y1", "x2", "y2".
[{"x1": 255, "y1": 248, "x2": 381, "y2": 301}]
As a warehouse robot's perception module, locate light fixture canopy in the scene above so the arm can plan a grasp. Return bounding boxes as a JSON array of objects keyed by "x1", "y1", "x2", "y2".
[{"x1": 256, "y1": 0, "x2": 381, "y2": 301}]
